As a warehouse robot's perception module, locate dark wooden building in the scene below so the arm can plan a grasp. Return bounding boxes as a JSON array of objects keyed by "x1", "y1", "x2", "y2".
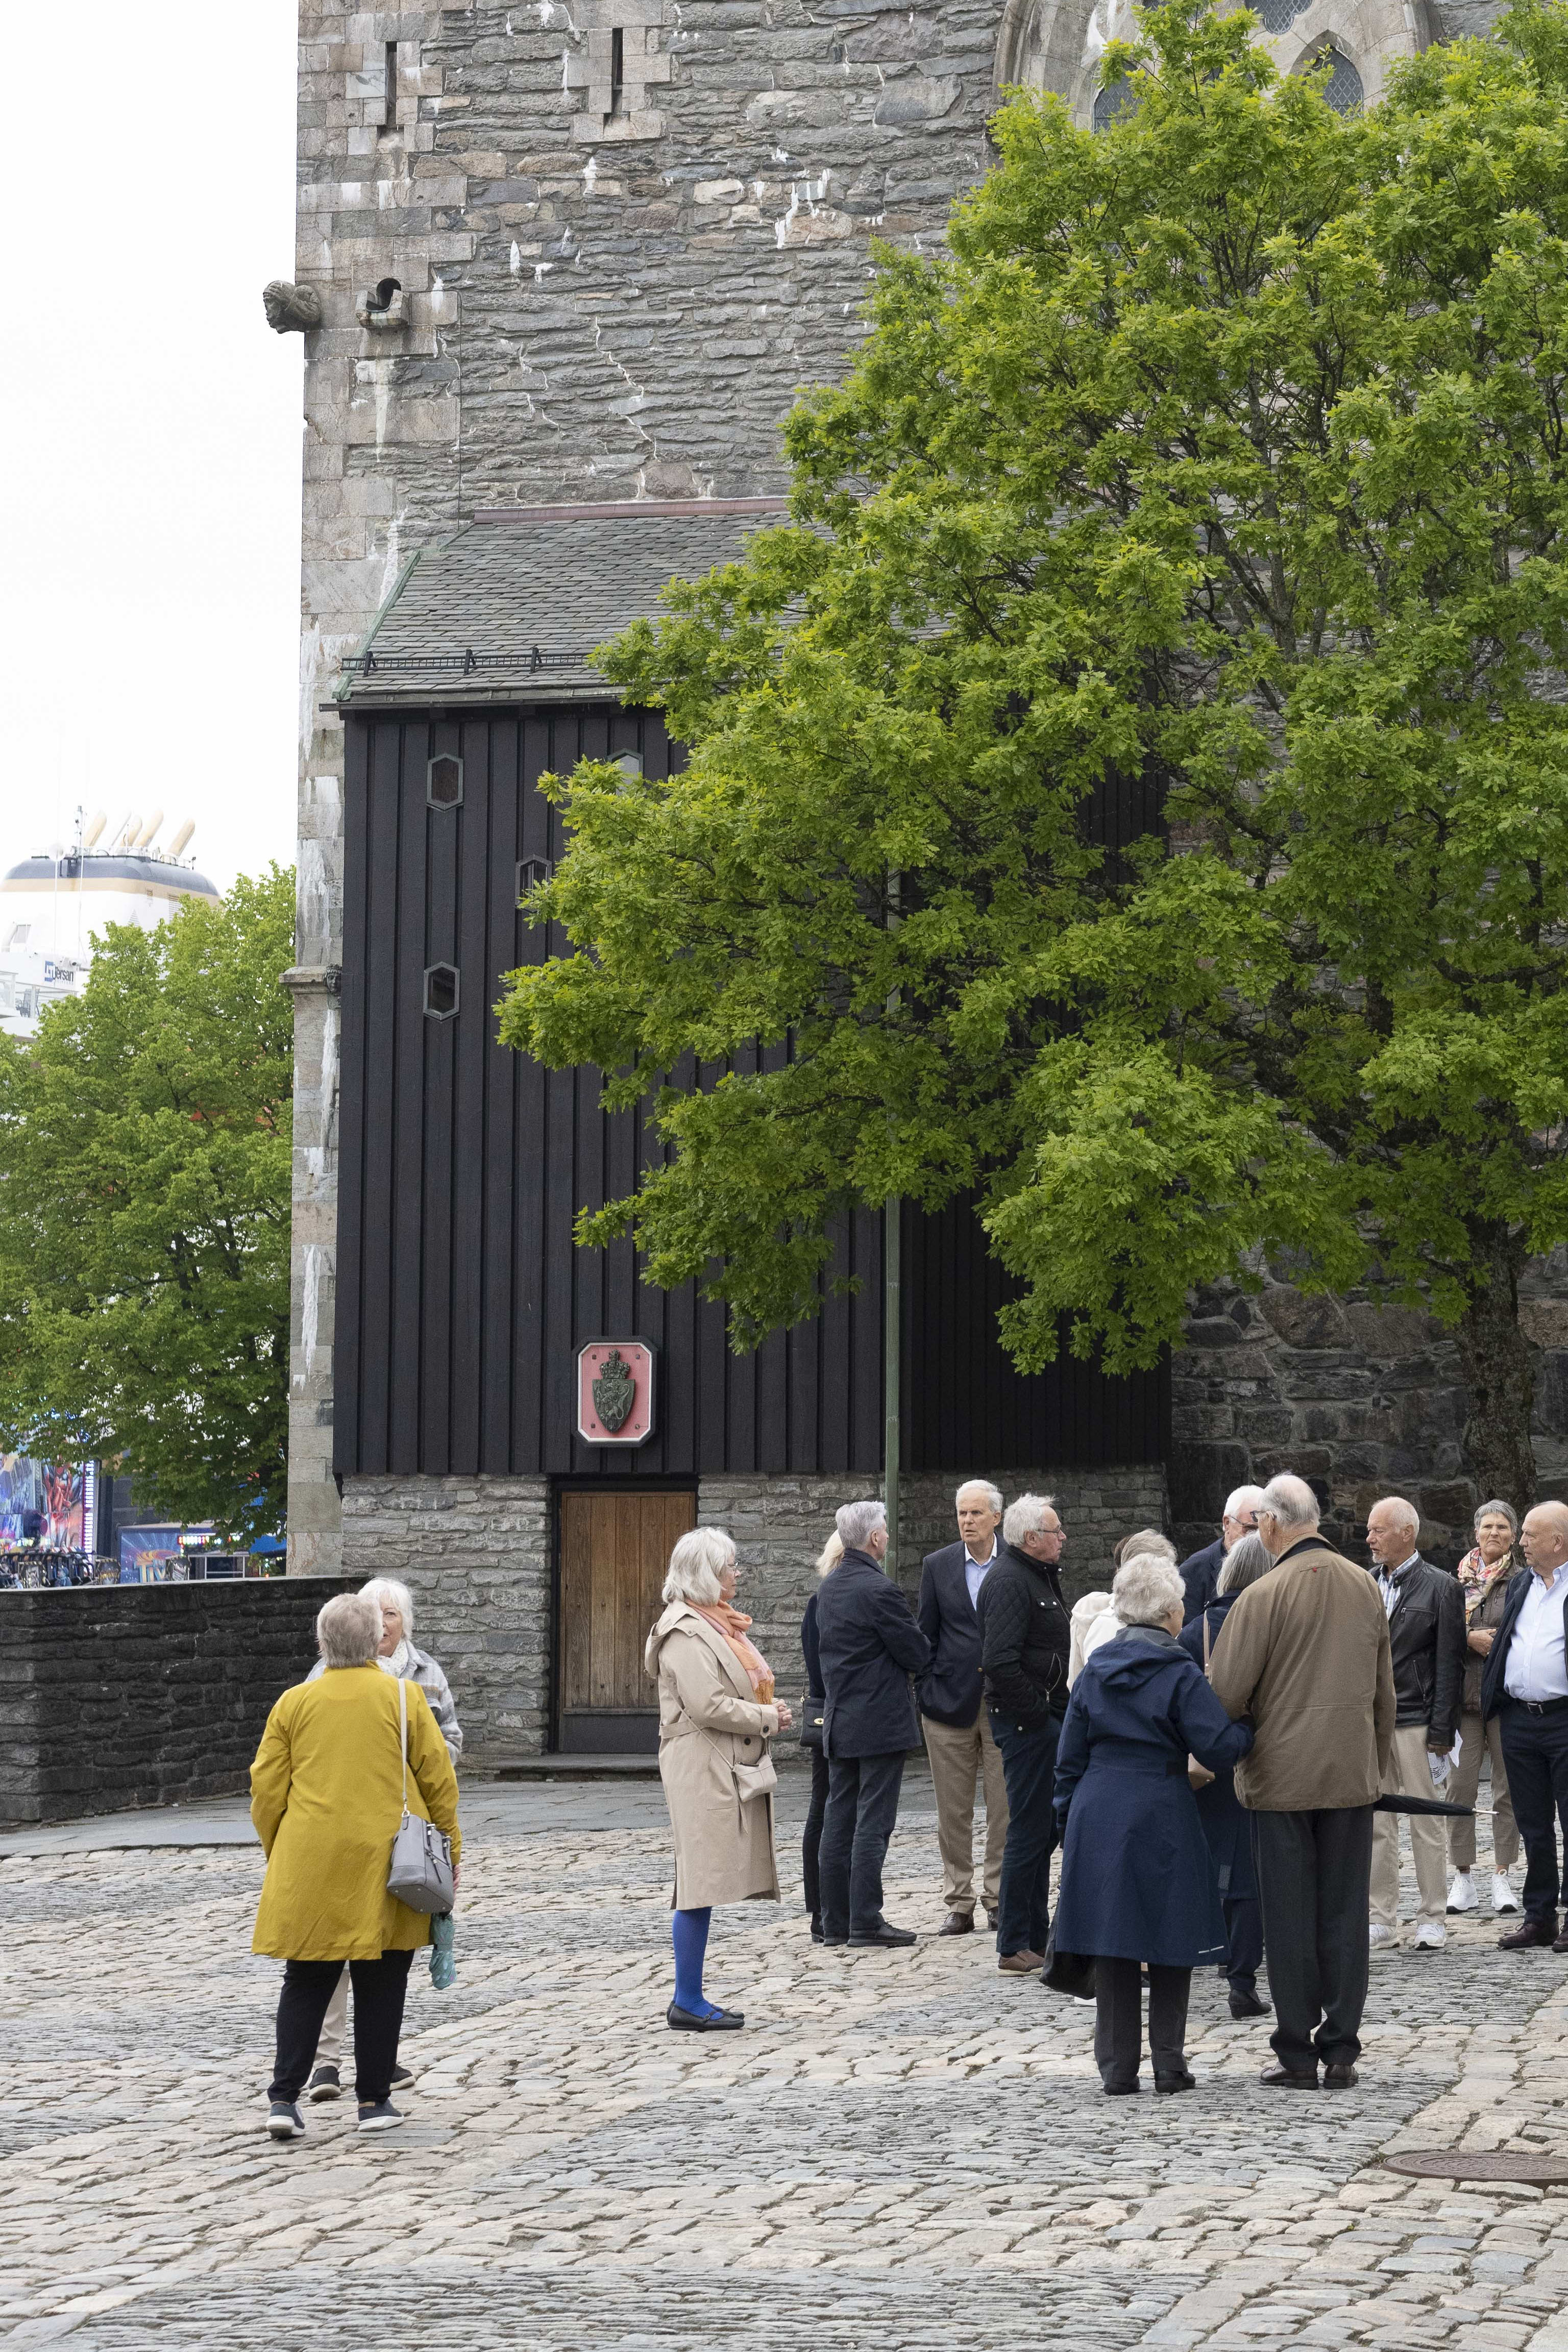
[{"x1": 332, "y1": 502, "x2": 1167, "y2": 1752}]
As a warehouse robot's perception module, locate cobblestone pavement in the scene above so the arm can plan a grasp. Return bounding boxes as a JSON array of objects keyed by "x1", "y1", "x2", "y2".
[{"x1": 3, "y1": 1773, "x2": 1567, "y2": 2350}]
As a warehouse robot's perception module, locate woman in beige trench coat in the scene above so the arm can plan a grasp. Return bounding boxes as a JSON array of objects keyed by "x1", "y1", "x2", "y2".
[{"x1": 645, "y1": 1525, "x2": 792, "y2": 2031}]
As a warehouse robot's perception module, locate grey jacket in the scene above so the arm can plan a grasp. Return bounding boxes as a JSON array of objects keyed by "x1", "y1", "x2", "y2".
[{"x1": 307, "y1": 1643, "x2": 463, "y2": 1761}]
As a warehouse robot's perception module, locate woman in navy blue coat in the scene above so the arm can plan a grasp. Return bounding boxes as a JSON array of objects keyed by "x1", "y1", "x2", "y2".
[
  {"x1": 1179, "y1": 1533, "x2": 1277, "y2": 2021},
  {"x1": 1054, "y1": 1554, "x2": 1254, "y2": 2095}
]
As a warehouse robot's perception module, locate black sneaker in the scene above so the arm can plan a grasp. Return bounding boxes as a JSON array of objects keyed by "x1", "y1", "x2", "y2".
[
  {"x1": 389, "y1": 2065, "x2": 415, "y2": 2093},
  {"x1": 307, "y1": 2064, "x2": 341, "y2": 2102},
  {"x1": 357, "y1": 2100, "x2": 405, "y2": 2133},
  {"x1": 267, "y1": 2100, "x2": 305, "y2": 2140}
]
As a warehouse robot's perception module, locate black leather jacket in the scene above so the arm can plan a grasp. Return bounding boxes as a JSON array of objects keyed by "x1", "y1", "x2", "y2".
[
  {"x1": 978, "y1": 1545, "x2": 1071, "y2": 1728},
  {"x1": 1376, "y1": 1555, "x2": 1465, "y2": 1743}
]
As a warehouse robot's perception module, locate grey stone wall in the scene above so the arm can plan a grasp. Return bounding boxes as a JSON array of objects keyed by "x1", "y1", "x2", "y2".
[
  {"x1": 0, "y1": 1579, "x2": 357, "y2": 1828},
  {"x1": 1169, "y1": 1256, "x2": 1568, "y2": 1569},
  {"x1": 340, "y1": 1474, "x2": 552, "y2": 1762}
]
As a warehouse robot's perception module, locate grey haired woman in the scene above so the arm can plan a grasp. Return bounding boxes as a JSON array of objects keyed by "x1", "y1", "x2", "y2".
[{"x1": 303, "y1": 1576, "x2": 463, "y2": 2100}]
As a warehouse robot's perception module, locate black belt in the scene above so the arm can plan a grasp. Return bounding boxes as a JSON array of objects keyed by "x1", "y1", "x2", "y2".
[{"x1": 1503, "y1": 1693, "x2": 1568, "y2": 1718}]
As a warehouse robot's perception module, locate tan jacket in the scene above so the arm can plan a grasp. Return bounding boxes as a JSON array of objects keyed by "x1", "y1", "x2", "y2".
[
  {"x1": 1209, "y1": 1538, "x2": 1396, "y2": 1811},
  {"x1": 645, "y1": 1601, "x2": 781, "y2": 1909}
]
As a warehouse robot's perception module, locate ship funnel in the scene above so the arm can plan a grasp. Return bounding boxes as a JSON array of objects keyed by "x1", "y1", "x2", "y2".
[
  {"x1": 83, "y1": 810, "x2": 107, "y2": 849},
  {"x1": 167, "y1": 819, "x2": 195, "y2": 859},
  {"x1": 134, "y1": 810, "x2": 164, "y2": 851}
]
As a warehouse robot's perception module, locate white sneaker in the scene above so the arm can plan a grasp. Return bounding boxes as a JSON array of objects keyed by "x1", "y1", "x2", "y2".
[
  {"x1": 1369, "y1": 1923, "x2": 1399, "y2": 1951},
  {"x1": 1493, "y1": 1873, "x2": 1521, "y2": 1914},
  {"x1": 1413, "y1": 1920, "x2": 1447, "y2": 1951},
  {"x1": 1447, "y1": 1871, "x2": 1479, "y2": 1915}
]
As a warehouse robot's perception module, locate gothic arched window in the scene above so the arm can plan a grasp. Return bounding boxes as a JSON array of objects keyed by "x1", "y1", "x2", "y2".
[
  {"x1": 1319, "y1": 47, "x2": 1364, "y2": 110},
  {"x1": 1092, "y1": 74, "x2": 1140, "y2": 129}
]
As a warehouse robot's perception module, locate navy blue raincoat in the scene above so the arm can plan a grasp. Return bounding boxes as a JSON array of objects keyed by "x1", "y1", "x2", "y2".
[
  {"x1": 1052, "y1": 1627, "x2": 1255, "y2": 1968},
  {"x1": 1178, "y1": 1595, "x2": 1257, "y2": 1905}
]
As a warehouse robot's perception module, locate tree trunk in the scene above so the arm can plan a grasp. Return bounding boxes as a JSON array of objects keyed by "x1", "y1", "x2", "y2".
[{"x1": 1454, "y1": 1230, "x2": 1537, "y2": 1510}]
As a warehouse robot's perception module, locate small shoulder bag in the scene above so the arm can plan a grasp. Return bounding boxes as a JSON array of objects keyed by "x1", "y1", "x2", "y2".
[{"x1": 386, "y1": 1677, "x2": 457, "y2": 1914}]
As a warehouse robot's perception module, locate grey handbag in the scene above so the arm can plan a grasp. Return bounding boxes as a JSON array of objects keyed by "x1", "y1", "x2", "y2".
[{"x1": 386, "y1": 1677, "x2": 456, "y2": 1914}]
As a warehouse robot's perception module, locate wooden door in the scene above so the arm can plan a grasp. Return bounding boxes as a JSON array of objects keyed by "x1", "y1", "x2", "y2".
[{"x1": 557, "y1": 1488, "x2": 697, "y2": 1752}]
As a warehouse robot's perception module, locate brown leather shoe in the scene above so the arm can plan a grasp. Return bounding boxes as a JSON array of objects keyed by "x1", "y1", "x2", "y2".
[
  {"x1": 1553, "y1": 1929, "x2": 1568, "y2": 1956},
  {"x1": 937, "y1": 1910, "x2": 975, "y2": 1937},
  {"x1": 1499, "y1": 1916, "x2": 1559, "y2": 1950},
  {"x1": 1322, "y1": 2063, "x2": 1358, "y2": 2088},
  {"x1": 997, "y1": 1949, "x2": 1045, "y2": 1973},
  {"x1": 1259, "y1": 2065, "x2": 1318, "y2": 2089}
]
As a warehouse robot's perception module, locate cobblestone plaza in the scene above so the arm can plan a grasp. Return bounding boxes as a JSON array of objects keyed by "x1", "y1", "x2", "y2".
[{"x1": 3, "y1": 1772, "x2": 1566, "y2": 2351}]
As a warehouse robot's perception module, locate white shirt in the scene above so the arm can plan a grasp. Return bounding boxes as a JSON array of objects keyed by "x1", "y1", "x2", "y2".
[
  {"x1": 1505, "y1": 1563, "x2": 1568, "y2": 1702},
  {"x1": 964, "y1": 1539, "x2": 997, "y2": 1612},
  {"x1": 1376, "y1": 1553, "x2": 1419, "y2": 1618}
]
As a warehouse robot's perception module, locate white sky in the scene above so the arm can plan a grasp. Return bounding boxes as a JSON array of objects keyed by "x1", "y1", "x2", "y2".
[{"x1": 0, "y1": 6, "x2": 302, "y2": 897}]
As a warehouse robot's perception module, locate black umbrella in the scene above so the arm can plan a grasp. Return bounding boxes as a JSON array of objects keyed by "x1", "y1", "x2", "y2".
[{"x1": 1374, "y1": 1793, "x2": 1472, "y2": 1817}]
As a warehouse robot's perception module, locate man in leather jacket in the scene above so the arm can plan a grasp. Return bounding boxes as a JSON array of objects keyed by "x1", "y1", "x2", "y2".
[
  {"x1": 978, "y1": 1494, "x2": 1072, "y2": 1972},
  {"x1": 1366, "y1": 1495, "x2": 1466, "y2": 1953}
]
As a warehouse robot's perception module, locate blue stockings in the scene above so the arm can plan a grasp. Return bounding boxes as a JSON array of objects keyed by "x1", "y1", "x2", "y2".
[{"x1": 672, "y1": 1906, "x2": 714, "y2": 2016}]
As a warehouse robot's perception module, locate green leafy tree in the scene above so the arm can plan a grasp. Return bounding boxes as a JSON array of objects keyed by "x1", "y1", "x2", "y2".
[
  {"x1": 500, "y1": 1, "x2": 1568, "y2": 1503},
  {"x1": 0, "y1": 868, "x2": 294, "y2": 1539}
]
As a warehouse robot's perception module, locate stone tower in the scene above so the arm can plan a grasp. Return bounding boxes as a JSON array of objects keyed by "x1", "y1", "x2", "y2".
[{"x1": 284, "y1": 0, "x2": 1525, "y2": 1588}]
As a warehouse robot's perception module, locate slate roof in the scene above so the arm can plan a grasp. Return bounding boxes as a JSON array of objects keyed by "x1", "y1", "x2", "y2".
[{"x1": 336, "y1": 500, "x2": 791, "y2": 706}]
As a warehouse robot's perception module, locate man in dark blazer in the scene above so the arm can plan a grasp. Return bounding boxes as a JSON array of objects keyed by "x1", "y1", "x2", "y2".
[
  {"x1": 1483, "y1": 1502, "x2": 1568, "y2": 1952},
  {"x1": 917, "y1": 1481, "x2": 1012, "y2": 1936},
  {"x1": 1365, "y1": 1495, "x2": 1466, "y2": 1951},
  {"x1": 1178, "y1": 1485, "x2": 1269, "y2": 1622},
  {"x1": 815, "y1": 1498, "x2": 934, "y2": 1948}
]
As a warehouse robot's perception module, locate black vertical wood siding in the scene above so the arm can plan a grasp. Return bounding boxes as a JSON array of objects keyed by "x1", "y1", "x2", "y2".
[{"x1": 335, "y1": 706, "x2": 1165, "y2": 1479}]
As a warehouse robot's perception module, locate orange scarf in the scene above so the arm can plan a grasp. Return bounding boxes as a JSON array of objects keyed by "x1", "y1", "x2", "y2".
[{"x1": 691, "y1": 1601, "x2": 775, "y2": 1700}]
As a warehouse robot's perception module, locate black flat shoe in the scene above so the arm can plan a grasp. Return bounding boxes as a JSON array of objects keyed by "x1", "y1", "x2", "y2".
[
  {"x1": 1259, "y1": 2064, "x2": 1318, "y2": 2089},
  {"x1": 1322, "y1": 2062, "x2": 1358, "y2": 2088},
  {"x1": 848, "y1": 1924, "x2": 917, "y2": 1947},
  {"x1": 809, "y1": 1914, "x2": 824, "y2": 1944},
  {"x1": 667, "y1": 2002, "x2": 745, "y2": 2031},
  {"x1": 1228, "y1": 1991, "x2": 1271, "y2": 2019},
  {"x1": 1101, "y1": 2079, "x2": 1139, "y2": 2096},
  {"x1": 1154, "y1": 2069, "x2": 1196, "y2": 2094}
]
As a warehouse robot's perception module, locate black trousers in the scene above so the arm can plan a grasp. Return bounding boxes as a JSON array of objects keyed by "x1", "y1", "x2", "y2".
[
  {"x1": 819, "y1": 1751, "x2": 905, "y2": 1937},
  {"x1": 1498, "y1": 1702, "x2": 1568, "y2": 1923},
  {"x1": 1222, "y1": 1892, "x2": 1264, "y2": 1997},
  {"x1": 802, "y1": 1744, "x2": 830, "y2": 1918},
  {"x1": 269, "y1": 1950, "x2": 414, "y2": 2108},
  {"x1": 1252, "y1": 1807, "x2": 1373, "y2": 2073},
  {"x1": 1094, "y1": 1956, "x2": 1191, "y2": 2087},
  {"x1": 989, "y1": 1708, "x2": 1063, "y2": 1958}
]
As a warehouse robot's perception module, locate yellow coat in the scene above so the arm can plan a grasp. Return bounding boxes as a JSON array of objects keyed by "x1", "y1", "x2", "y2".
[{"x1": 250, "y1": 1665, "x2": 462, "y2": 1961}]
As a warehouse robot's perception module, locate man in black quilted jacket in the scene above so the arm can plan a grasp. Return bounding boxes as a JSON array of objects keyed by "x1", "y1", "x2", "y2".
[{"x1": 978, "y1": 1494, "x2": 1072, "y2": 1973}]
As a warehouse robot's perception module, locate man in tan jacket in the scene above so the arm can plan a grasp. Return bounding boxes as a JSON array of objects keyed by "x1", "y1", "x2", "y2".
[{"x1": 1210, "y1": 1474, "x2": 1396, "y2": 2091}]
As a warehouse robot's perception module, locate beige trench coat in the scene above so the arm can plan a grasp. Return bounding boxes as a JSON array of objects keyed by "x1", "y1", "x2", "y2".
[
  {"x1": 1209, "y1": 1538, "x2": 1396, "y2": 1811},
  {"x1": 645, "y1": 1600, "x2": 781, "y2": 1909}
]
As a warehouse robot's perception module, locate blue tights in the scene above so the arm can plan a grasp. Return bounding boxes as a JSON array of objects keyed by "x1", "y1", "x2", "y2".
[{"x1": 672, "y1": 1906, "x2": 714, "y2": 2017}]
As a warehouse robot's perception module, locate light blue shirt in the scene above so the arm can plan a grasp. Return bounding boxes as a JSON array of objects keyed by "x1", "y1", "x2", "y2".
[
  {"x1": 965, "y1": 1540, "x2": 998, "y2": 1612},
  {"x1": 1505, "y1": 1563, "x2": 1568, "y2": 1703}
]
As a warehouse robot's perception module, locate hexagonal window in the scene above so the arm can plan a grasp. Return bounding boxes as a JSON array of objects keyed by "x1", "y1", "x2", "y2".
[
  {"x1": 424, "y1": 963, "x2": 459, "y2": 1019},
  {"x1": 612, "y1": 751, "x2": 643, "y2": 780},
  {"x1": 517, "y1": 856, "x2": 554, "y2": 897},
  {"x1": 427, "y1": 754, "x2": 463, "y2": 808}
]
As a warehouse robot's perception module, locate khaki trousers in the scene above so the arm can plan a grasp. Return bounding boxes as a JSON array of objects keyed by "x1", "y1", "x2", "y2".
[
  {"x1": 1370, "y1": 1724, "x2": 1450, "y2": 1931},
  {"x1": 1448, "y1": 1709, "x2": 1521, "y2": 1872},
  {"x1": 922, "y1": 1709, "x2": 1009, "y2": 1914}
]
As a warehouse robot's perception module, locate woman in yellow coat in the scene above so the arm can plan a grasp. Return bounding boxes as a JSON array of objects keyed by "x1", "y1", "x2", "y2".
[{"x1": 250, "y1": 1590, "x2": 461, "y2": 2139}]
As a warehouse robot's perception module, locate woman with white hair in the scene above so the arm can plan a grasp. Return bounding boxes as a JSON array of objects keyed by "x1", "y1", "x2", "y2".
[
  {"x1": 250, "y1": 1590, "x2": 460, "y2": 2138},
  {"x1": 302, "y1": 1575, "x2": 463, "y2": 2102},
  {"x1": 645, "y1": 1526, "x2": 792, "y2": 2028},
  {"x1": 1052, "y1": 1554, "x2": 1254, "y2": 2094},
  {"x1": 1075, "y1": 1530, "x2": 1179, "y2": 1673}
]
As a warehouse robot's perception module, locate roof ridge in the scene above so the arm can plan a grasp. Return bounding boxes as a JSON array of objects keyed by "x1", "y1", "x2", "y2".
[{"x1": 473, "y1": 498, "x2": 790, "y2": 525}]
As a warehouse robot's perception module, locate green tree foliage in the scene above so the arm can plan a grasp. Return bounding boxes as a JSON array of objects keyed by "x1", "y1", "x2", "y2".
[
  {"x1": 500, "y1": 2, "x2": 1568, "y2": 1501},
  {"x1": 0, "y1": 869, "x2": 294, "y2": 1539}
]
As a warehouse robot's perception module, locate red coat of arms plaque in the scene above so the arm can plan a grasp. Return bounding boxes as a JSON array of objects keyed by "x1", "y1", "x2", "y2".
[{"x1": 575, "y1": 1339, "x2": 657, "y2": 1446}]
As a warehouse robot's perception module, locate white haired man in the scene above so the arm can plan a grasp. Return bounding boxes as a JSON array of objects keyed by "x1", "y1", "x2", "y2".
[
  {"x1": 916, "y1": 1480, "x2": 1012, "y2": 1936},
  {"x1": 1482, "y1": 1502, "x2": 1568, "y2": 1953},
  {"x1": 814, "y1": 1500, "x2": 934, "y2": 1948},
  {"x1": 1178, "y1": 1485, "x2": 1269, "y2": 1624},
  {"x1": 978, "y1": 1494, "x2": 1071, "y2": 1972},
  {"x1": 1365, "y1": 1497, "x2": 1466, "y2": 1955},
  {"x1": 1210, "y1": 1474, "x2": 1395, "y2": 2089}
]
